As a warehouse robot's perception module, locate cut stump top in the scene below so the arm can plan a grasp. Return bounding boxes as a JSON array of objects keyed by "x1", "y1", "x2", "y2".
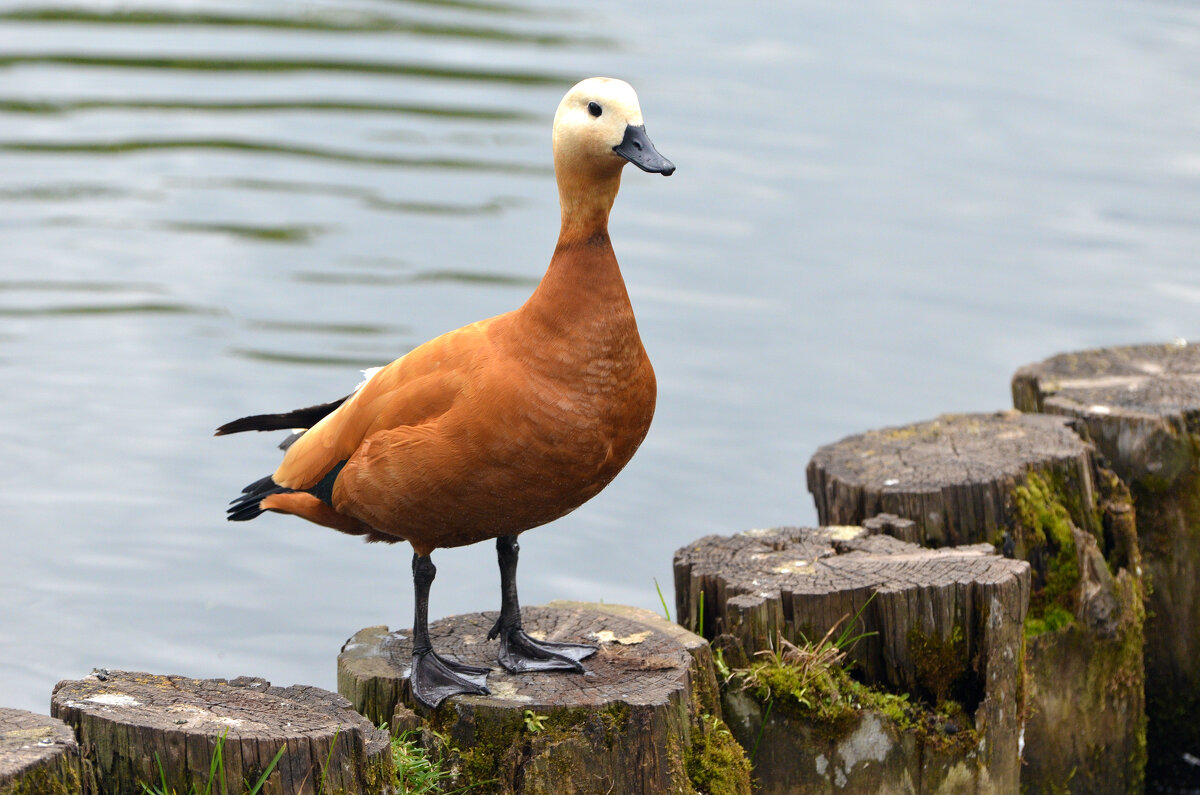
[
  {"x1": 1013, "y1": 341, "x2": 1200, "y2": 482},
  {"x1": 0, "y1": 707, "x2": 77, "y2": 788},
  {"x1": 674, "y1": 525, "x2": 1027, "y2": 786},
  {"x1": 340, "y1": 605, "x2": 692, "y2": 723},
  {"x1": 807, "y1": 411, "x2": 1095, "y2": 545},
  {"x1": 1013, "y1": 341, "x2": 1200, "y2": 418},
  {"x1": 51, "y1": 671, "x2": 391, "y2": 795},
  {"x1": 338, "y1": 604, "x2": 730, "y2": 795}
]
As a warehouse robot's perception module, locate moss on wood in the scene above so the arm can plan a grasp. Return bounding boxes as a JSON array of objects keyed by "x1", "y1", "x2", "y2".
[{"x1": 1014, "y1": 472, "x2": 1081, "y2": 637}]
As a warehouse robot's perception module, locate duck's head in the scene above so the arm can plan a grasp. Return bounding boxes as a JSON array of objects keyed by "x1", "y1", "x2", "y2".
[{"x1": 553, "y1": 78, "x2": 675, "y2": 177}]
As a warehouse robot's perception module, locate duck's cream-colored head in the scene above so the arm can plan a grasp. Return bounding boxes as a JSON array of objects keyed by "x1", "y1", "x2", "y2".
[{"x1": 552, "y1": 78, "x2": 674, "y2": 178}]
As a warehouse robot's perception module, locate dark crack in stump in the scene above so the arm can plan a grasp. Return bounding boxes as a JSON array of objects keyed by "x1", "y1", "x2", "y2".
[
  {"x1": 805, "y1": 410, "x2": 1146, "y2": 794},
  {"x1": 1014, "y1": 340, "x2": 1200, "y2": 791},
  {"x1": 50, "y1": 672, "x2": 392, "y2": 795},
  {"x1": 0, "y1": 708, "x2": 80, "y2": 794},
  {"x1": 675, "y1": 525, "x2": 1029, "y2": 794},
  {"x1": 338, "y1": 603, "x2": 749, "y2": 795}
]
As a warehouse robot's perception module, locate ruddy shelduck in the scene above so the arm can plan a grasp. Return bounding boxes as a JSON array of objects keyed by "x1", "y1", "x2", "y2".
[{"x1": 217, "y1": 77, "x2": 674, "y2": 709}]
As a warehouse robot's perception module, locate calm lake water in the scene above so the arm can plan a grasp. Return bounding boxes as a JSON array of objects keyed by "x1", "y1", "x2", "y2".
[{"x1": 2, "y1": 0, "x2": 1199, "y2": 727}]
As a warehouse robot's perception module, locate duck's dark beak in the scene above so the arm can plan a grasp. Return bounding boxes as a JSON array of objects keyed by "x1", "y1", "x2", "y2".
[{"x1": 613, "y1": 124, "x2": 675, "y2": 175}]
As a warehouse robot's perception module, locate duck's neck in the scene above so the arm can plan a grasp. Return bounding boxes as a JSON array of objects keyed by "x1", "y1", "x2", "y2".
[
  {"x1": 554, "y1": 159, "x2": 623, "y2": 246},
  {"x1": 518, "y1": 163, "x2": 634, "y2": 338}
]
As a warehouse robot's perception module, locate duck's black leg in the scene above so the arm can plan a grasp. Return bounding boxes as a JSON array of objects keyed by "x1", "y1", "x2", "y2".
[
  {"x1": 486, "y1": 535, "x2": 597, "y2": 673},
  {"x1": 409, "y1": 553, "x2": 490, "y2": 709}
]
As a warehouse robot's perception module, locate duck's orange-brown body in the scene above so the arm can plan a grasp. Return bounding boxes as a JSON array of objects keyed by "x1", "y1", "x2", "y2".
[
  {"x1": 222, "y1": 76, "x2": 673, "y2": 709},
  {"x1": 260, "y1": 231, "x2": 655, "y2": 555}
]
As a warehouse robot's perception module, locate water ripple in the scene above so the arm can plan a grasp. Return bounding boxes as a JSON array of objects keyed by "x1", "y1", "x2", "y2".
[
  {"x1": 0, "y1": 98, "x2": 540, "y2": 122},
  {"x1": 293, "y1": 268, "x2": 537, "y2": 287},
  {"x1": 0, "y1": 54, "x2": 572, "y2": 85},
  {"x1": 246, "y1": 319, "x2": 410, "y2": 336},
  {"x1": 0, "y1": 302, "x2": 217, "y2": 318},
  {"x1": 172, "y1": 177, "x2": 526, "y2": 216},
  {"x1": 0, "y1": 8, "x2": 612, "y2": 48},
  {"x1": 0, "y1": 139, "x2": 551, "y2": 174},
  {"x1": 228, "y1": 348, "x2": 399, "y2": 369}
]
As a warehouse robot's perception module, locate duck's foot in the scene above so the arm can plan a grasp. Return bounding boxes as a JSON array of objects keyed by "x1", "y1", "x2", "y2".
[
  {"x1": 409, "y1": 649, "x2": 490, "y2": 709},
  {"x1": 490, "y1": 623, "x2": 598, "y2": 674}
]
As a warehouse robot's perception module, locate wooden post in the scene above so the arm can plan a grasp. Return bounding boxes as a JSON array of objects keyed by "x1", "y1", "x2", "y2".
[
  {"x1": 674, "y1": 525, "x2": 1029, "y2": 794},
  {"x1": 338, "y1": 603, "x2": 750, "y2": 795},
  {"x1": 805, "y1": 411, "x2": 1146, "y2": 793},
  {"x1": 1, "y1": 708, "x2": 81, "y2": 794},
  {"x1": 1013, "y1": 341, "x2": 1200, "y2": 788},
  {"x1": 50, "y1": 672, "x2": 392, "y2": 795}
]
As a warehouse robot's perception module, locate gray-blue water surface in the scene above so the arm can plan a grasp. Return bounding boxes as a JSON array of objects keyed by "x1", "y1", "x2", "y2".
[{"x1": 1, "y1": 0, "x2": 1199, "y2": 716}]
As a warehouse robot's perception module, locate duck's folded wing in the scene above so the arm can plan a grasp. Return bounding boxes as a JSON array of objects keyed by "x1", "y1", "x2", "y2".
[{"x1": 272, "y1": 320, "x2": 495, "y2": 491}]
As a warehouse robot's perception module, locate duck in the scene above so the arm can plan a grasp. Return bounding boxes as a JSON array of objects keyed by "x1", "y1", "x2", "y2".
[{"x1": 216, "y1": 77, "x2": 674, "y2": 709}]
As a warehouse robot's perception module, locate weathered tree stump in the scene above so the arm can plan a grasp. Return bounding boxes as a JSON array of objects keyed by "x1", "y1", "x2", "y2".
[
  {"x1": 807, "y1": 411, "x2": 1100, "y2": 548},
  {"x1": 1013, "y1": 341, "x2": 1200, "y2": 789},
  {"x1": 338, "y1": 603, "x2": 750, "y2": 795},
  {"x1": 805, "y1": 411, "x2": 1146, "y2": 793},
  {"x1": 674, "y1": 525, "x2": 1029, "y2": 794},
  {"x1": 1, "y1": 708, "x2": 80, "y2": 794},
  {"x1": 50, "y1": 671, "x2": 392, "y2": 795}
]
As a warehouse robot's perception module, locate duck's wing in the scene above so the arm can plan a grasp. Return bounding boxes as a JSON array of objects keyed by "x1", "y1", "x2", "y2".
[{"x1": 271, "y1": 318, "x2": 498, "y2": 491}]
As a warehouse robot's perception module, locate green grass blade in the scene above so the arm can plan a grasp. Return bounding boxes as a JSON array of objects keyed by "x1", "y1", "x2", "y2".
[
  {"x1": 203, "y1": 730, "x2": 226, "y2": 795},
  {"x1": 750, "y1": 697, "x2": 773, "y2": 765},
  {"x1": 653, "y1": 577, "x2": 671, "y2": 623},
  {"x1": 318, "y1": 728, "x2": 340, "y2": 794},
  {"x1": 139, "y1": 751, "x2": 170, "y2": 794},
  {"x1": 248, "y1": 744, "x2": 287, "y2": 795}
]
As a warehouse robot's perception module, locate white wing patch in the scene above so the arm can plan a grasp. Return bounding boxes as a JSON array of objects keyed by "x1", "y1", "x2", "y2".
[{"x1": 355, "y1": 367, "x2": 383, "y2": 392}]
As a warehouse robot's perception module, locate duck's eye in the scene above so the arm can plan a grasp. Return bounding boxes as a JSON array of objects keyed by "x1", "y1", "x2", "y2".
[{"x1": 588, "y1": 101, "x2": 602, "y2": 118}]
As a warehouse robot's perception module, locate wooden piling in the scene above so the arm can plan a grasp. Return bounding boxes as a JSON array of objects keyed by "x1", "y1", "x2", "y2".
[
  {"x1": 50, "y1": 672, "x2": 392, "y2": 795},
  {"x1": 806, "y1": 411, "x2": 1146, "y2": 793},
  {"x1": 0, "y1": 708, "x2": 80, "y2": 794},
  {"x1": 1014, "y1": 341, "x2": 1200, "y2": 789},
  {"x1": 337, "y1": 603, "x2": 750, "y2": 795},
  {"x1": 674, "y1": 525, "x2": 1029, "y2": 794}
]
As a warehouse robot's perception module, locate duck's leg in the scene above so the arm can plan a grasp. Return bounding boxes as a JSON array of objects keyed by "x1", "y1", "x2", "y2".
[
  {"x1": 409, "y1": 553, "x2": 490, "y2": 709},
  {"x1": 486, "y1": 535, "x2": 597, "y2": 673}
]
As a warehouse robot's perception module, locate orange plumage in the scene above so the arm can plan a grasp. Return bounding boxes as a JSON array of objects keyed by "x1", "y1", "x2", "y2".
[
  {"x1": 218, "y1": 77, "x2": 673, "y2": 708},
  {"x1": 262, "y1": 238, "x2": 655, "y2": 556}
]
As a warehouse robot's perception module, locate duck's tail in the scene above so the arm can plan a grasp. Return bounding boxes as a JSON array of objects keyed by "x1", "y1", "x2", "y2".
[
  {"x1": 227, "y1": 472, "x2": 375, "y2": 538},
  {"x1": 227, "y1": 474, "x2": 294, "y2": 522}
]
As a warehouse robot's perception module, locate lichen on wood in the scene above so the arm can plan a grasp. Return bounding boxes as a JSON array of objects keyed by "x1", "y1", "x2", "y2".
[
  {"x1": 0, "y1": 708, "x2": 80, "y2": 795},
  {"x1": 675, "y1": 525, "x2": 1028, "y2": 793},
  {"x1": 1012, "y1": 341, "x2": 1200, "y2": 789},
  {"x1": 50, "y1": 671, "x2": 393, "y2": 795},
  {"x1": 805, "y1": 409, "x2": 1147, "y2": 792},
  {"x1": 338, "y1": 603, "x2": 749, "y2": 794}
]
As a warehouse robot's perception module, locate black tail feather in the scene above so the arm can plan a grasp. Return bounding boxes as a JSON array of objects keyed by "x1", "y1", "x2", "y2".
[
  {"x1": 215, "y1": 395, "x2": 350, "y2": 436},
  {"x1": 228, "y1": 475, "x2": 294, "y2": 522}
]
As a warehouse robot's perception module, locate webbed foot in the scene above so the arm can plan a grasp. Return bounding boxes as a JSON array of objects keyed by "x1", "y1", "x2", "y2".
[
  {"x1": 410, "y1": 649, "x2": 490, "y2": 709},
  {"x1": 488, "y1": 620, "x2": 597, "y2": 674}
]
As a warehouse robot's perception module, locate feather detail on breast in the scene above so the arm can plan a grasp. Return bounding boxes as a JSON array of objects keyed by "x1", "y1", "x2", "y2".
[{"x1": 272, "y1": 317, "x2": 500, "y2": 490}]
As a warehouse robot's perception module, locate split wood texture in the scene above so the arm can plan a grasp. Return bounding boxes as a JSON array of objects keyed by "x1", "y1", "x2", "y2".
[
  {"x1": 1013, "y1": 340, "x2": 1200, "y2": 788},
  {"x1": 50, "y1": 671, "x2": 392, "y2": 795},
  {"x1": 674, "y1": 525, "x2": 1029, "y2": 793},
  {"x1": 804, "y1": 410, "x2": 1146, "y2": 793},
  {"x1": 338, "y1": 603, "x2": 744, "y2": 795},
  {"x1": 0, "y1": 708, "x2": 80, "y2": 794},
  {"x1": 807, "y1": 410, "x2": 1100, "y2": 547}
]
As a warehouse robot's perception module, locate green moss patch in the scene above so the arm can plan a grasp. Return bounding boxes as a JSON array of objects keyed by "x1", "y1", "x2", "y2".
[
  {"x1": 1014, "y1": 472, "x2": 1081, "y2": 637},
  {"x1": 685, "y1": 713, "x2": 751, "y2": 795},
  {"x1": 908, "y1": 625, "x2": 971, "y2": 707},
  {"x1": 730, "y1": 636, "x2": 978, "y2": 755}
]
